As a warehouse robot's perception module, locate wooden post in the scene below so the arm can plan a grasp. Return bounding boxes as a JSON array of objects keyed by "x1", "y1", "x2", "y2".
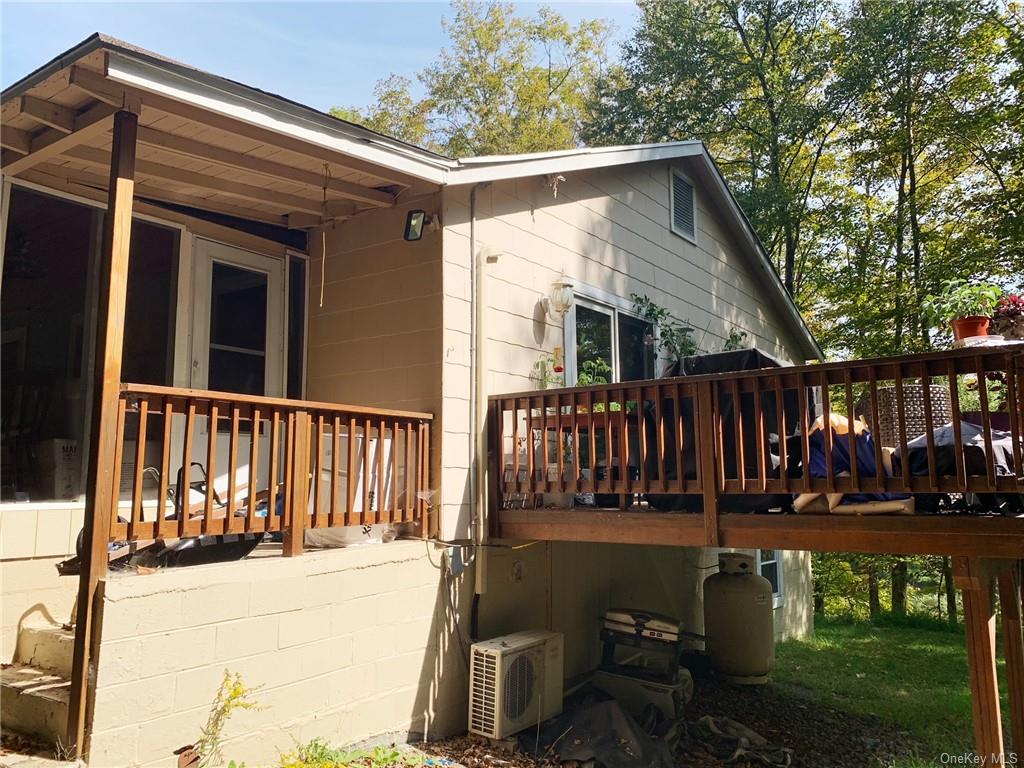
[
  {"x1": 696, "y1": 381, "x2": 720, "y2": 546},
  {"x1": 283, "y1": 410, "x2": 309, "y2": 556},
  {"x1": 999, "y1": 562, "x2": 1024, "y2": 756},
  {"x1": 67, "y1": 110, "x2": 138, "y2": 757},
  {"x1": 955, "y1": 557, "x2": 1005, "y2": 764}
]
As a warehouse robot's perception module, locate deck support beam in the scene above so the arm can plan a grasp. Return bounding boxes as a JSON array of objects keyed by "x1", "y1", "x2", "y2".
[
  {"x1": 955, "y1": 557, "x2": 1005, "y2": 765},
  {"x1": 67, "y1": 109, "x2": 138, "y2": 758},
  {"x1": 999, "y1": 562, "x2": 1024, "y2": 757}
]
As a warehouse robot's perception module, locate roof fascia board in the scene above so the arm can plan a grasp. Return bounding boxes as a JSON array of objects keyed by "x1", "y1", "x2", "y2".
[
  {"x1": 105, "y1": 52, "x2": 452, "y2": 185},
  {"x1": 447, "y1": 142, "x2": 705, "y2": 185},
  {"x1": 1, "y1": 34, "x2": 105, "y2": 103},
  {"x1": 696, "y1": 153, "x2": 822, "y2": 360}
]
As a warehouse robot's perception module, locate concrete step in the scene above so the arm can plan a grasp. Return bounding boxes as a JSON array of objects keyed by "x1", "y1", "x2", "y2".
[
  {"x1": 16, "y1": 625, "x2": 75, "y2": 679},
  {"x1": 0, "y1": 663, "x2": 70, "y2": 748}
]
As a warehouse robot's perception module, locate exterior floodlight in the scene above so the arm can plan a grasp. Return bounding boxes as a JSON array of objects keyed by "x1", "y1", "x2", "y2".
[{"x1": 404, "y1": 210, "x2": 430, "y2": 241}]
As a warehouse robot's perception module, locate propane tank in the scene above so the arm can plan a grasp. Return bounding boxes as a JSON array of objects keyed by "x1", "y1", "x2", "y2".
[{"x1": 703, "y1": 552, "x2": 775, "y2": 684}]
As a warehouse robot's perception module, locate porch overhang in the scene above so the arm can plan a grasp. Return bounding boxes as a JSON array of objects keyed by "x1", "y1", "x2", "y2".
[{"x1": 1, "y1": 36, "x2": 444, "y2": 230}]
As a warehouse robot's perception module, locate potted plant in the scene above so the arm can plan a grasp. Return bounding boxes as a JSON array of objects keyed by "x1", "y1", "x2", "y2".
[
  {"x1": 992, "y1": 293, "x2": 1024, "y2": 341},
  {"x1": 922, "y1": 279, "x2": 1002, "y2": 341}
]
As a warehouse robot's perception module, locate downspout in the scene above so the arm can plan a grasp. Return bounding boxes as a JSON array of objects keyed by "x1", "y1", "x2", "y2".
[{"x1": 469, "y1": 181, "x2": 492, "y2": 598}]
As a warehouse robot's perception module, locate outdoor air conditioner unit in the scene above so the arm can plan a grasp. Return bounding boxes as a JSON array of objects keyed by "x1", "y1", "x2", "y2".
[{"x1": 468, "y1": 630, "x2": 564, "y2": 739}]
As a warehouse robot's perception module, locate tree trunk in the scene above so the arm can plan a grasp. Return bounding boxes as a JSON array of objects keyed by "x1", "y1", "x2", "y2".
[
  {"x1": 892, "y1": 559, "x2": 908, "y2": 615},
  {"x1": 893, "y1": 152, "x2": 909, "y2": 350},
  {"x1": 814, "y1": 592, "x2": 825, "y2": 616},
  {"x1": 943, "y1": 556, "x2": 958, "y2": 626},
  {"x1": 869, "y1": 570, "x2": 881, "y2": 617}
]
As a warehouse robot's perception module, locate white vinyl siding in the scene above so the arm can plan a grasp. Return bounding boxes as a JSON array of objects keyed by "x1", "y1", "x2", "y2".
[{"x1": 670, "y1": 169, "x2": 697, "y2": 242}]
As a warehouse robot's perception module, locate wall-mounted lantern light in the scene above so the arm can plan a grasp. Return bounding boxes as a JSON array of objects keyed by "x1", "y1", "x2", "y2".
[
  {"x1": 543, "y1": 275, "x2": 575, "y2": 321},
  {"x1": 403, "y1": 209, "x2": 439, "y2": 241}
]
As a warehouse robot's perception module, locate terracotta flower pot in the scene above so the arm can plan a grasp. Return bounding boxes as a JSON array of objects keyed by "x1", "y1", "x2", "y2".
[{"x1": 950, "y1": 315, "x2": 990, "y2": 341}]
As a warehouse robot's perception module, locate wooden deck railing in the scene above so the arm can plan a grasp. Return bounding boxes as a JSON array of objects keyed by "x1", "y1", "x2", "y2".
[
  {"x1": 487, "y1": 345, "x2": 1024, "y2": 555},
  {"x1": 110, "y1": 384, "x2": 432, "y2": 554}
]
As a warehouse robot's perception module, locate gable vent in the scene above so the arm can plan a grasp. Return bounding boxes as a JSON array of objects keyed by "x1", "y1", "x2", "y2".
[{"x1": 671, "y1": 172, "x2": 696, "y2": 240}]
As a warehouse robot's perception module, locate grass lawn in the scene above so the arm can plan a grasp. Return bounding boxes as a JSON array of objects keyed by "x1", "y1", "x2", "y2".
[{"x1": 772, "y1": 615, "x2": 1011, "y2": 766}]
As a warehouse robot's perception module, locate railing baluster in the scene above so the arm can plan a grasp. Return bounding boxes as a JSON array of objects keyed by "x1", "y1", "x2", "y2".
[
  {"x1": 268, "y1": 410, "x2": 281, "y2": 533},
  {"x1": 602, "y1": 389, "x2": 612, "y2": 495},
  {"x1": 285, "y1": 412, "x2": 296, "y2": 533},
  {"x1": 976, "y1": 355, "x2": 996, "y2": 490},
  {"x1": 129, "y1": 398, "x2": 148, "y2": 542},
  {"x1": 203, "y1": 402, "x2": 218, "y2": 536},
  {"x1": 674, "y1": 383, "x2": 686, "y2": 494},
  {"x1": 346, "y1": 416, "x2": 357, "y2": 526},
  {"x1": 377, "y1": 417, "x2": 386, "y2": 523},
  {"x1": 330, "y1": 415, "x2": 340, "y2": 527},
  {"x1": 528, "y1": 397, "x2": 538, "y2": 498},
  {"x1": 179, "y1": 399, "x2": 196, "y2": 538},
  {"x1": 843, "y1": 370, "x2": 858, "y2": 490},
  {"x1": 362, "y1": 417, "x2": 372, "y2": 524},
  {"x1": 311, "y1": 414, "x2": 324, "y2": 528},
  {"x1": 110, "y1": 397, "x2": 127, "y2": 542},
  {"x1": 731, "y1": 379, "x2": 745, "y2": 490},
  {"x1": 753, "y1": 377, "x2": 767, "y2": 493},
  {"x1": 619, "y1": 389, "x2": 630, "y2": 502},
  {"x1": 947, "y1": 359, "x2": 967, "y2": 491},
  {"x1": 868, "y1": 367, "x2": 885, "y2": 492},
  {"x1": 893, "y1": 364, "x2": 911, "y2": 492},
  {"x1": 655, "y1": 385, "x2": 667, "y2": 493},
  {"x1": 1006, "y1": 354, "x2": 1023, "y2": 482},
  {"x1": 226, "y1": 404, "x2": 240, "y2": 534},
  {"x1": 820, "y1": 372, "x2": 834, "y2": 494},
  {"x1": 587, "y1": 391, "x2": 596, "y2": 494},
  {"x1": 247, "y1": 407, "x2": 261, "y2": 534},
  {"x1": 797, "y1": 374, "x2": 811, "y2": 494},
  {"x1": 404, "y1": 421, "x2": 414, "y2": 521},
  {"x1": 572, "y1": 392, "x2": 581, "y2": 494},
  {"x1": 774, "y1": 375, "x2": 787, "y2": 493},
  {"x1": 157, "y1": 397, "x2": 172, "y2": 540},
  {"x1": 511, "y1": 398, "x2": 520, "y2": 497},
  {"x1": 555, "y1": 394, "x2": 565, "y2": 494},
  {"x1": 921, "y1": 371, "x2": 938, "y2": 490},
  {"x1": 637, "y1": 387, "x2": 648, "y2": 495},
  {"x1": 391, "y1": 420, "x2": 400, "y2": 523}
]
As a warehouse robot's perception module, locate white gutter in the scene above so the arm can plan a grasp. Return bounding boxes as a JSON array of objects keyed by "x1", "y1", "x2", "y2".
[{"x1": 448, "y1": 142, "x2": 705, "y2": 185}]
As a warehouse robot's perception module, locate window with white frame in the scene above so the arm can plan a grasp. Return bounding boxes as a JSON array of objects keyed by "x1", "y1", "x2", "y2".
[
  {"x1": 756, "y1": 549, "x2": 784, "y2": 608},
  {"x1": 564, "y1": 290, "x2": 656, "y2": 386},
  {"x1": 670, "y1": 168, "x2": 697, "y2": 242}
]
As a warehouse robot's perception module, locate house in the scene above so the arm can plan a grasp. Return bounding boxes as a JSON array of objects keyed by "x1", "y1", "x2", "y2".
[{"x1": 1, "y1": 34, "x2": 1021, "y2": 768}]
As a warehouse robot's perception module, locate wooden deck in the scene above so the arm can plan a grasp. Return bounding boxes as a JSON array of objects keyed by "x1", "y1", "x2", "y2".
[
  {"x1": 488, "y1": 346, "x2": 1024, "y2": 762},
  {"x1": 488, "y1": 345, "x2": 1024, "y2": 556}
]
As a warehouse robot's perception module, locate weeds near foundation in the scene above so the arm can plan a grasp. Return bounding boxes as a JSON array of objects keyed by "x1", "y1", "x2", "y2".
[
  {"x1": 196, "y1": 670, "x2": 262, "y2": 768},
  {"x1": 278, "y1": 738, "x2": 426, "y2": 768}
]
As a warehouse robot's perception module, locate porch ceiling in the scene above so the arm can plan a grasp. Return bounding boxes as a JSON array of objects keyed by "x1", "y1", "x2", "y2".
[{"x1": 1, "y1": 50, "x2": 438, "y2": 228}]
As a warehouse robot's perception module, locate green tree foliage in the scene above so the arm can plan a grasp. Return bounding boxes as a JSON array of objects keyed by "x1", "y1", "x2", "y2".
[
  {"x1": 332, "y1": 1, "x2": 611, "y2": 156},
  {"x1": 812, "y1": 0, "x2": 1014, "y2": 354},
  {"x1": 585, "y1": 0, "x2": 850, "y2": 296},
  {"x1": 584, "y1": 0, "x2": 1020, "y2": 359}
]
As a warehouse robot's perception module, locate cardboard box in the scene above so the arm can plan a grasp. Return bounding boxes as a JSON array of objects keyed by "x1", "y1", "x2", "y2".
[{"x1": 33, "y1": 439, "x2": 80, "y2": 500}]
